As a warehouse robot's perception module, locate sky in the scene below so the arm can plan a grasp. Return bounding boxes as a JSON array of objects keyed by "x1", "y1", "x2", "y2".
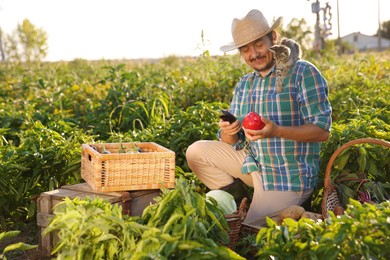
[{"x1": 0, "y1": 0, "x2": 388, "y2": 62}]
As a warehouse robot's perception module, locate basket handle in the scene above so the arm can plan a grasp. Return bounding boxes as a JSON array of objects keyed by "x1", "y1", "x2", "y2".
[
  {"x1": 238, "y1": 197, "x2": 248, "y2": 217},
  {"x1": 225, "y1": 197, "x2": 248, "y2": 220},
  {"x1": 324, "y1": 138, "x2": 390, "y2": 189}
]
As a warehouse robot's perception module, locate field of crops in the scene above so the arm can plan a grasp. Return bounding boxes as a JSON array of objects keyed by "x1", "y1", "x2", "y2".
[{"x1": 0, "y1": 50, "x2": 389, "y2": 258}]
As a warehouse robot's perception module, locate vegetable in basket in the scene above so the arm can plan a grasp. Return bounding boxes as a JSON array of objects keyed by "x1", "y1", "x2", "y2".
[{"x1": 206, "y1": 190, "x2": 237, "y2": 214}]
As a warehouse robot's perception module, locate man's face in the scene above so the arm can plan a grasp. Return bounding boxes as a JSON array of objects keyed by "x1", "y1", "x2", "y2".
[{"x1": 239, "y1": 34, "x2": 275, "y2": 76}]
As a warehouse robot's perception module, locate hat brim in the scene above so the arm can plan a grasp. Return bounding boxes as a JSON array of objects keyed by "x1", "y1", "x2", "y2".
[{"x1": 220, "y1": 16, "x2": 283, "y2": 53}]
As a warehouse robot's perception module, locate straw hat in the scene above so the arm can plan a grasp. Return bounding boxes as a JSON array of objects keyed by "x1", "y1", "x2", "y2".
[{"x1": 220, "y1": 9, "x2": 283, "y2": 52}]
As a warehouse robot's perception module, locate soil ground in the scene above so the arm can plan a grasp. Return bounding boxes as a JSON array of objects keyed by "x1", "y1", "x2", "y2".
[{"x1": 0, "y1": 224, "x2": 47, "y2": 260}]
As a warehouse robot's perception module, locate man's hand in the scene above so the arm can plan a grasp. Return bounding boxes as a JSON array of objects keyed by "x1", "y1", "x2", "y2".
[
  {"x1": 243, "y1": 117, "x2": 276, "y2": 141},
  {"x1": 219, "y1": 119, "x2": 241, "y2": 136},
  {"x1": 219, "y1": 119, "x2": 242, "y2": 144}
]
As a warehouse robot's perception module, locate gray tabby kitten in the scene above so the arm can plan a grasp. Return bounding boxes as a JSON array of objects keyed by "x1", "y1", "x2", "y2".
[{"x1": 269, "y1": 38, "x2": 301, "y2": 93}]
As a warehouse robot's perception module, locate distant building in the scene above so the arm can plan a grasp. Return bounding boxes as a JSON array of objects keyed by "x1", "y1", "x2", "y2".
[{"x1": 341, "y1": 32, "x2": 390, "y2": 52}]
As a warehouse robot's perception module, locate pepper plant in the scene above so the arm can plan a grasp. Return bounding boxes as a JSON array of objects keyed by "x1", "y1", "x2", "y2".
[
  {"x1": 44, "y1": 178, "x2": 245, "y2": 259},
  {"x1": 254, "y1": 199, "x2": 390, "y2": 259}
]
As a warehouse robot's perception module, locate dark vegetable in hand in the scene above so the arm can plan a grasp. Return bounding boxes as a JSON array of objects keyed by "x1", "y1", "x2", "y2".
[
  {"x1": 219, "y1": 110, "x2": 237, "y2": 123},
  {"x1": 101, "y1": 145, "x2": 111, "y2": 154}
]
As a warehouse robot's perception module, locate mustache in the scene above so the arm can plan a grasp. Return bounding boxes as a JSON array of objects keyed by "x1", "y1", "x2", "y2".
[{"x1": 250, "y1": 55, "x2": 266, "y2": 62}]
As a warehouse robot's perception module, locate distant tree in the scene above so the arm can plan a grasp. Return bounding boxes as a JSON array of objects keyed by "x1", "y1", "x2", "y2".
[
  {"x1": 281, "y1": 18, "x2": 313, "y2": 52},
  {"x1": 0, "y1": 28, "x2": 5, "y2": 62},
  {"x1": 4, "y1": 19, "x2": 48, "y2": 63},
  {"x1": 377, "y1": 20, "x2": 390, "y2": 40}
]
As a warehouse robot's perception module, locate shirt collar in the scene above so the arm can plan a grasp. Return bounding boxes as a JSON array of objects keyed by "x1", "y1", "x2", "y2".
[{"x1": 254, "y1": 65, "x2": 276, "y2": 79}]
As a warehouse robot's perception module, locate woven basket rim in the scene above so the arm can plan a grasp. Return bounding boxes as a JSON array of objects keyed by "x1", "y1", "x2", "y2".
[
  {"x1": 81, "y1": 142, "x2": 175, "y2": 192},
  {"x1": 321, "y1": 138, "x2": 390, "y2": 219},
  {"x1": 225, "y1": 197, "x2": 248, "y2": 220},
  {"x1": 225, "y1": 197, "x2": 248, "y2": 249}
]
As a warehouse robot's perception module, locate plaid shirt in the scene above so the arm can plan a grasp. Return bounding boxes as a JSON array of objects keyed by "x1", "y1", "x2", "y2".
[{"x1": 221, "y1": 60, "x2": 332, "y2": 192}]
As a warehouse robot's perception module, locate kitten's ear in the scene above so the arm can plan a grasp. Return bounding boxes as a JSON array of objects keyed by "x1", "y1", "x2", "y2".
[{"x1": 285, "y1": 46, "x2": 291, "y2": 56}]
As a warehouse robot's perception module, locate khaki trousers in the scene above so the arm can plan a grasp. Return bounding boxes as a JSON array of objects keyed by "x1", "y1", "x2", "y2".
[{"x1": 186, "y1": 140, "x2": 313, "y2": 224}]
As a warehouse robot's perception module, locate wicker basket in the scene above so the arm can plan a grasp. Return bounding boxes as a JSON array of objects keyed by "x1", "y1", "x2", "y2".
[
  {"x1": 321, "y1": 138, "x2": 390, "y2": 219},
  {"x1": 81, "y1": 142, "x2": 175, "y2": 192},
  {"x1": 225, "y1": 197, "x2": 248, "y2": 249}
]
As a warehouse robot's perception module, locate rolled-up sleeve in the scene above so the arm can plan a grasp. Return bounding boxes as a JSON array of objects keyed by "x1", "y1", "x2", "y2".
[{"x1": 298, "y1": 64, "x2": 332, "y2": 131}]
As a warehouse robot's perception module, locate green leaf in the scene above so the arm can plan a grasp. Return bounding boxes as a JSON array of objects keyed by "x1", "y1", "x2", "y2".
[
  {"x1": 177, "y1": 240, "x2": 204, "y2": 250},
  {"x1": 283, "y1": 218, "x2": 298, "y2": 228},
  {"x1": 0, "y1": 231, "x2": 20, "y2": 242},
  {"x1": 265, "y1": 216, "x2": 277, "y2": 228},
  {"x1": 319, "y1": 232, "x2": 335, "y2": 242},
  {"x1": 3, "y1": 242, "x2": 37, "y2": 253}
]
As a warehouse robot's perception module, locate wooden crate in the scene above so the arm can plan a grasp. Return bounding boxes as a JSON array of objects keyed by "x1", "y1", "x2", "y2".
[
  {"x1": 36, "y1": 182, "x2": 160, "y2": 257},
  {"x1": 128, "y1": 189, "x2": 161, "y2": 217},
  {"x1": 81, "y1": 142, "x2": 175, "y2": 192}
]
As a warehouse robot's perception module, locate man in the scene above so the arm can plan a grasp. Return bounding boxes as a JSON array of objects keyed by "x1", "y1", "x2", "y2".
[{"x1": 186, "y1": 9, "x2": 332, "y2": 224}]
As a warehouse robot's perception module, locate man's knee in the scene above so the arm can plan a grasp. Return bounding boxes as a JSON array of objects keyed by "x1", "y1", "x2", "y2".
[{"x1": 186, "y1": 141, "x2": 202, "y2": 161}]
